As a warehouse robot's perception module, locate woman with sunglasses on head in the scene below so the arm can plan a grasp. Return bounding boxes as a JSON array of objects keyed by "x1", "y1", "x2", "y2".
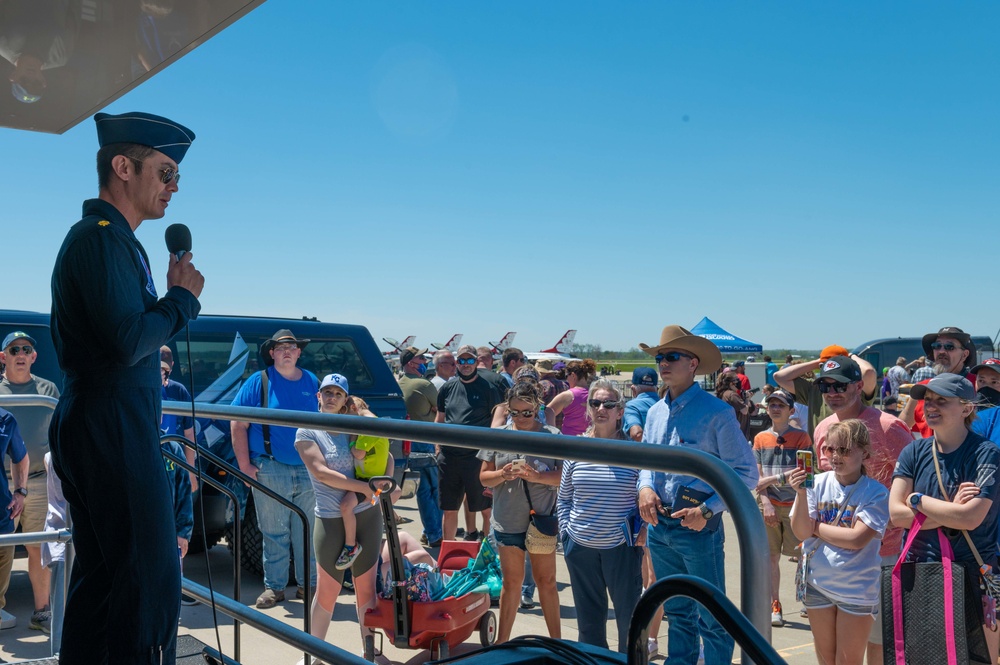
[
  {"x1": 547, "y1": 358, "x2": 597, "y2": 436},
  {"x1": 293, "y1": 374, "x2": 396, "y2": 656},
  {"x1": 557, "y1": 380, "x2": 643, "y2": 652},
  {"x1": 888, "y1": 373, "x2": 1000, "y2": 664},
  {"x1": 478, "y1": 381, "x2": 562, "y2": 643}
]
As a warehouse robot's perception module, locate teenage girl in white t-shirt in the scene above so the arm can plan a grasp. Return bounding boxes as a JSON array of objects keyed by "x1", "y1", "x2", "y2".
[{"x1": 789, "y1": 419, "x2": 889, "y2": 665}]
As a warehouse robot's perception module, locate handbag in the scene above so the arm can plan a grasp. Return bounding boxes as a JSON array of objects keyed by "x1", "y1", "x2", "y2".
[
  {"x1": 521, "y1": 481, "x2": 559, "y2": 536},
  {"x1": 882, "y1": 512, "x2": 989, "y2": 665}
]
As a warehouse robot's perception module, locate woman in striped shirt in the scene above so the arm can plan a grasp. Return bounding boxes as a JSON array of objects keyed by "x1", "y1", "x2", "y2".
[{"x1": 557, "y1": 379, "x2": 644, "y2": 652}]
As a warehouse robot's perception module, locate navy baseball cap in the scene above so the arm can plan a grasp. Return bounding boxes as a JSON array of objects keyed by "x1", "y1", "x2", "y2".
[
  {"x1": 95, "y1": 112, "x2": 196, "y2": 164},
  {"x1": 910, "y1": 373, "x2": 976, "y2": 401},
  {"x1": 11, "y1": 82, "x2": 41, "y2": 104},
  {"x1": 2, "y1": 331, "x2": 37, "y2": 349},
  {"x1": 632, "y1": 367, "x2": 658, "y2": 387},
  {"x1": 815, "y1": 356, "x2": 863, "y2": 384},
  {"x1": 765, "y1": 390, "x2": 795, "y2": 407}
]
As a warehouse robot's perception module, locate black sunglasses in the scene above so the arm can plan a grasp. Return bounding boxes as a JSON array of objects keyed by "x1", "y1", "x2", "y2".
[
  {"x1": 509, "y1": 408, "x2": 537, "y2": 418},
  {"x1": 776, "y1": 435, "x2": 786, "y2": 445},
  {"x1": 655, "y1": 352, "x2": 692, "y2": 364},
  {"x1": 817, "y1": 381, "x2": 851, "y2": 394},
  {"x1": 588, "y1": 399, "x2": 621, "y2": 410},
  {"x1": 930, "y1": 342, "x2": 959, "y2": 352},
  {"x1": 6, "y1": 345, "x2": 33, "y2": 355}
]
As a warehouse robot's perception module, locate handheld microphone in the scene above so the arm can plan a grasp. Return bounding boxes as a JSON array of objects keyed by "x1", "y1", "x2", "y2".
[{"x1": 165, "y1": 223, "x2": 192, "y2": 260}]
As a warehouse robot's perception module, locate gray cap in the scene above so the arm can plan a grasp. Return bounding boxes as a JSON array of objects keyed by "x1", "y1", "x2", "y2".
[{"x1": 910, "y1": 373, "x2": 977, "y2": 401}]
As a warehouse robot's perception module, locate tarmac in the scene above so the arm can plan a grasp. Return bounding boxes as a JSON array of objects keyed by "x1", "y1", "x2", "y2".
[{"x1": 0, "y1": 493, "x2": 822, "y2": 665}]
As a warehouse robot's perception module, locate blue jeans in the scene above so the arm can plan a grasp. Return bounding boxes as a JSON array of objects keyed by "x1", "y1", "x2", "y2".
[
  {"x1": 253, "y1": 457, "x2": 317, "y2": 591},
  {"x1": 416, "y1": 466, "x2": 443, "y2": 542},
  {"x1": 648, "y1": 518, "x2": 733, "y2": 665},
  {"x1": 523, "y1": 556, "x2": 536, "y2": 598},
  {"x1": 50, "y1": 560, "x2": 65, "y2": 656}
]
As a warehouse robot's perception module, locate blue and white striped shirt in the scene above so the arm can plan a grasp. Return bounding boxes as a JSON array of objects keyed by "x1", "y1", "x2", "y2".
[{"x1": 558, "y1": 459, "x2": 639, "y2": 548}]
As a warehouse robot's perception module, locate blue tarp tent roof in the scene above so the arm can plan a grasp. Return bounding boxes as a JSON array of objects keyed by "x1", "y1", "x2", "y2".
[{"x1": 690, "y1": 317, "x2": 763, "y2": 354}]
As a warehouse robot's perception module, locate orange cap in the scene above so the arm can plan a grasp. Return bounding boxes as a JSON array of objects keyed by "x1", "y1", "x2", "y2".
[{"x1": 820, "y1": 345, "x2": 850, "y2": 361}]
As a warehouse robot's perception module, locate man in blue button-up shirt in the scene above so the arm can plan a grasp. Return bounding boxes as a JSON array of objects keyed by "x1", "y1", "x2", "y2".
[{"x1": 637, "y1": 325, "x2": 758, "y2": 665}]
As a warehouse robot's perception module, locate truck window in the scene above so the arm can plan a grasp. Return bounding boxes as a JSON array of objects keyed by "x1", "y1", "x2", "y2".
[{"x1": 301, "y1": 339, "x2": 374, "y2": 391}]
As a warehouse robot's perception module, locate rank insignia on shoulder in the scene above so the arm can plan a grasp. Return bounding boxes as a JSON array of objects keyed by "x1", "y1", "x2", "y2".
[{"x1": 98, "y1": 220, "x2": 110, "y2": 226}]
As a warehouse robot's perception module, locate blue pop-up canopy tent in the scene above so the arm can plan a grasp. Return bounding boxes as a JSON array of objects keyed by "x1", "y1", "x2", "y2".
[{"x1": 690, "y1": 317, "x2": 763, "y2": 354}]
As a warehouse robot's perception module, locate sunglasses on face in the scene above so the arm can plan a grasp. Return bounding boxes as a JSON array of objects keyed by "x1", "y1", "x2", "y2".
[
  {"x1": 6, "y1": 345, "x2": 33, "y2": 355},
  {"x1": 817, "y1": 381, "x2": 850, "y2": 394},
  {"x1": 588, "y1": 399, "x2": 621, "y2": 410},
  {"x1": 273, "y1": 343, "x2": 298, "y2": 352},
  {"x1": 509, "y1": 408, "x2": 537, "y2": 418},
  {"x1": 655, "y1": 352, "x2": 692, "y2": 364},
  {"x1": 129, "y1": 157, "x2": 181, "y2": 185},
  {"x1": 457, "y1": 357, "x2": 477, "y2": 365},
  {"x1": 930, "y1": 342, "x2": 959, "y2": 352}
]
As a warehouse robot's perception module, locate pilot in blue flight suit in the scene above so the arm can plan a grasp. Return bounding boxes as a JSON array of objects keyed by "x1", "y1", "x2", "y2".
[{"x1": 48, "y1": 111, "x2": 205, "y2": 665}]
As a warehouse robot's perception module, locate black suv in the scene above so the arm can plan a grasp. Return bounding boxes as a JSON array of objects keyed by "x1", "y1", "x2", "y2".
[{"x1": 0, "y1": 310, "x2": 406, "y2": 576}]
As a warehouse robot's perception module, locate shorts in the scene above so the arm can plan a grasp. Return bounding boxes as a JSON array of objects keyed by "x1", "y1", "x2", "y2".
[
  {"x1": 14, "y1": 474, "x2": 47, "y2": 536},
  {"x1": 802, "y1": 582, "x2": 878, "y2": 617},
  {"x1": 869, "y1": 554, "x2": 899, "y2": 644},
  {"x1": 438, "y1": 454, "x2": 491, "y2": 512},
  {"x1": 492, "y1": 529, "x2": 527, "y2": 551},
  {"x1": 762, "y1": 502, "x2": 798, "y2": 557},
  {"x1": 314, "y1": 507, "x2": 384, "y2": 583}
]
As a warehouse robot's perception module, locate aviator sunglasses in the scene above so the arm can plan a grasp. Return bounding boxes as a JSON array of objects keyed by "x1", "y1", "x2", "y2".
[
  {"x1": 655, "y1": 352, "x2": 692, "y2": 364},
  {"x1": 930, "y1": 342, "x2": 959, "y2": 352},
  {"x1": 588, "y1": 399, "x2": 621, "y2": 410},
  {"x1": 128, "y1": 157, "x2": 181, "y2": 185},
  {"x1": 6, "y1": 345, "x2": 33, "y2": 355}
]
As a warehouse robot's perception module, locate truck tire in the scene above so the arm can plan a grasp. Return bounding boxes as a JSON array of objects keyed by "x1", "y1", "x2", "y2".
[{"x1": 225, "y1": 495, "x2": 264, "y2": 577}]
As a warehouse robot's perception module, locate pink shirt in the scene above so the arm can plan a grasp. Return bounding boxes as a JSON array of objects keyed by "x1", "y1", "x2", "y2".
[
  {"x1": 814, "y1": 406, "x2": 913, "y2": 556},
  {"x1": 560, "y1": 386, "x2": 591, "y2": 437}
]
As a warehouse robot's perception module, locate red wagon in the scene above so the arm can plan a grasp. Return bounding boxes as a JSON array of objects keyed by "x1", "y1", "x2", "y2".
[{"x1": 363, "y1": 478, "x2": 497, "y2": 661}]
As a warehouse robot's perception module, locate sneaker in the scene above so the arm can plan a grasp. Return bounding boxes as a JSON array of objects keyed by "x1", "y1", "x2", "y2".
[
  {"x1": 428, "y1": 538, "x2": 443, "y2": 548},
  {"x1": 456, "y1": 527, "x2": 467, "y2": 538},
  {"x1": 393, "y1": 511, "x2": 413, "y2": 525},
  {"x1": 799, "y1": 607, "x2": 809, "y2": 619},
  {"x1": 771, "y1": 600, "x2": 784, "y2": 627},
  {"x1": 336, "y1": 544, "x2": 363, "y2": 570},
  {"x1": 30, "y1": 607, "x2": 51, "y2": 633},
  {"x1": 255, "y1": 588, "x2": 285, "y2": 609},
  {"x1": 519, "y1": 593, "x2": 535, "y2": 609},
  {"x1": 647, "y1": 638, "x2": 658, "y2": 658},
  {"x1": 341, "y1": 577, "x2": 355, "y2": 593},
  {"x1": 296, "y1": 586, "x2": 306, "y2": 600},
  {"x1": 0, "y1": 608, "x2": 15, "y2": 630},
  {"x1": 419, "y1": 534, "x2": 429, "y2": 546},
  {"x1": 464, "y1": 529, "x2": 481, "y2": 542},
  {"x1": 180, "y1": 595, "x2": 198, "y2": 607}
]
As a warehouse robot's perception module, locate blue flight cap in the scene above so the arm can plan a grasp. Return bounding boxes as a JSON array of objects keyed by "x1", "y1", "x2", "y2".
[{"x1": 94, "y1": 112, "x2": 195, "y2": 164}]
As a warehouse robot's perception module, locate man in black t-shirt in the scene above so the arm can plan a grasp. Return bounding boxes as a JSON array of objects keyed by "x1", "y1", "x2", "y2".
[{"x1": 436, "y1": 344, "x2": 505, "y2": 540}]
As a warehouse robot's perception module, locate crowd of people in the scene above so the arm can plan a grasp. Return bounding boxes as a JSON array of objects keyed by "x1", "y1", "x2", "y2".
[{"x1": 5, "y1": 321, "x2": 1000, "y2": 665}]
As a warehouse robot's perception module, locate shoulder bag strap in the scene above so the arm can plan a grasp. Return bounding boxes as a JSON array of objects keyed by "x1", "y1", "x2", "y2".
[
  {"x1": 931, "y1": 439, "x2": 986, "y2": 570},
  {"x1": 260, "y1": 369, "x2": 272, "y2": 457}
]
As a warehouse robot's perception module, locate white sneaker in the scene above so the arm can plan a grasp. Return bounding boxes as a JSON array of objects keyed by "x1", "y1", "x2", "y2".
[
  {"x1": 647, "y1": 638, "x2": 658, "y2": 657},
  {"x1": 0, "y1": 608, "x2": 16, "y2": 630}
]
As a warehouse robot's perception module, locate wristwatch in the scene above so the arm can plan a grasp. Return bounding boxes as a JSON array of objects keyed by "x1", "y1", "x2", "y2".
[
  {"x1": 909, "y1": 493, "x2": 924, "y2": 509},
  {"x1": 699, "y1": 503, "x2": 714, "y2": 520},
  {"x1": 13, "y1": 487, "x2": 27, "y2": 497}
]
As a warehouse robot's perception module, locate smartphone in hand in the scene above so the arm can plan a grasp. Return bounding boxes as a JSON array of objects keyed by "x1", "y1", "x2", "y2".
[{"x1": 797, "y1": 450, "x2": 814, "y2": 489}]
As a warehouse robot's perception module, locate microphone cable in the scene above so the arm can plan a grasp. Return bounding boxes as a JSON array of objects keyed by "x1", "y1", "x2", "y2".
[{"x1": 182, "y1": 322, "x2": 226, "y2": 661}]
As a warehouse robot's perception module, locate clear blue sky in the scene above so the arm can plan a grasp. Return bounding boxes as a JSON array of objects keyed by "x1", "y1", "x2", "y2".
[{"x1": 5, "y1": 2, "x2": 998, "y2": 354}]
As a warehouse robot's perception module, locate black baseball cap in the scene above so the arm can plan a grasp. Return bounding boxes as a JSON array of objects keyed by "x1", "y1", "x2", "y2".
[{"x1": 814, "y1": 356, "x2": 863, "y2": 384}]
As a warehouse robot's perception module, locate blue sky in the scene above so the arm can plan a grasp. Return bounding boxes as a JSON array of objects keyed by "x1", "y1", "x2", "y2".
[{"x1": 4, "y1": 2, "x2": 998, "y2": 354}]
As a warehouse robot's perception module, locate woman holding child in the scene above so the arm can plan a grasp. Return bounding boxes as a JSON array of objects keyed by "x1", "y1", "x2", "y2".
[{"x1": 294, "y1": 373, "x2": 394, "y2": 654}]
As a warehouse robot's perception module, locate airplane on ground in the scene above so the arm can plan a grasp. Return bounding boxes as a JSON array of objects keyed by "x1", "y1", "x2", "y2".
[
  {"x1": 381, "y1": 335, "x2": 416, "y2": 362},
  {"x1": 430, "y1": 334, "x2": 463, "y2": 352},
  {"x1": 525, "y1": 330, "x2": 578, "y2": 362}
]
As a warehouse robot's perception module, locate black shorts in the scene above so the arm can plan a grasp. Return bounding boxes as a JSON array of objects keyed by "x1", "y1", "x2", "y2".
[{"x1": 438, "y1": 454, "x2": 491, "y2": 512}]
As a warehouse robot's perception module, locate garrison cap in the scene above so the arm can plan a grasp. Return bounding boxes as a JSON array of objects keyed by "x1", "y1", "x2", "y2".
[{"x1": 95, "y1": 112, "x2": 195, "y2": 164}]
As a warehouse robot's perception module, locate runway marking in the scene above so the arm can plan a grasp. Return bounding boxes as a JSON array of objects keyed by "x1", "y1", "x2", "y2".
[{"x1": 776, "y1": 641, "x2": 816, "y2": 656}]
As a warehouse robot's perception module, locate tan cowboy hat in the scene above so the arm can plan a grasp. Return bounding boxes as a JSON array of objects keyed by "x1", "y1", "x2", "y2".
[{"x1": 639, "y1": 325, "x2": 723, "y2": 374}]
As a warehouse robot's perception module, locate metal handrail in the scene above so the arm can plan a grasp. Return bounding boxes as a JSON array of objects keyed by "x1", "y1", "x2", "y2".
[
  {"x1": 158, "y1": 422, "x2": 314, "y2": 648},
  {"x1": 159, "y1": 439, "x2": 243, "y2": 663},
  {"x1": 163, "y1": 401, "x2": 772, "y2": 663},
  {"x1": 0, "y1": 528, "x2": 72, "y2": 548},
  {"x1": 628, "y1": 575, "x2": 787, "y2": 665},
  {"x1": 182, "y1": 578, "x2": 370, "y2": 665}
]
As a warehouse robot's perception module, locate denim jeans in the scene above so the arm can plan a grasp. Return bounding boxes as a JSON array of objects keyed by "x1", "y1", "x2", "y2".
[
  {"x1": 253, "y1": 457, "x2": 317, "y2": 591},
  {"x1": 648, "y1": 518, "x2": 733, "y2": 665},
  {"x1": 50, "y1": 560, "x2": 65, "y2": 656},
  {"x1": 416, "y1": 465, "x2": 443, "y2": 542}
]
